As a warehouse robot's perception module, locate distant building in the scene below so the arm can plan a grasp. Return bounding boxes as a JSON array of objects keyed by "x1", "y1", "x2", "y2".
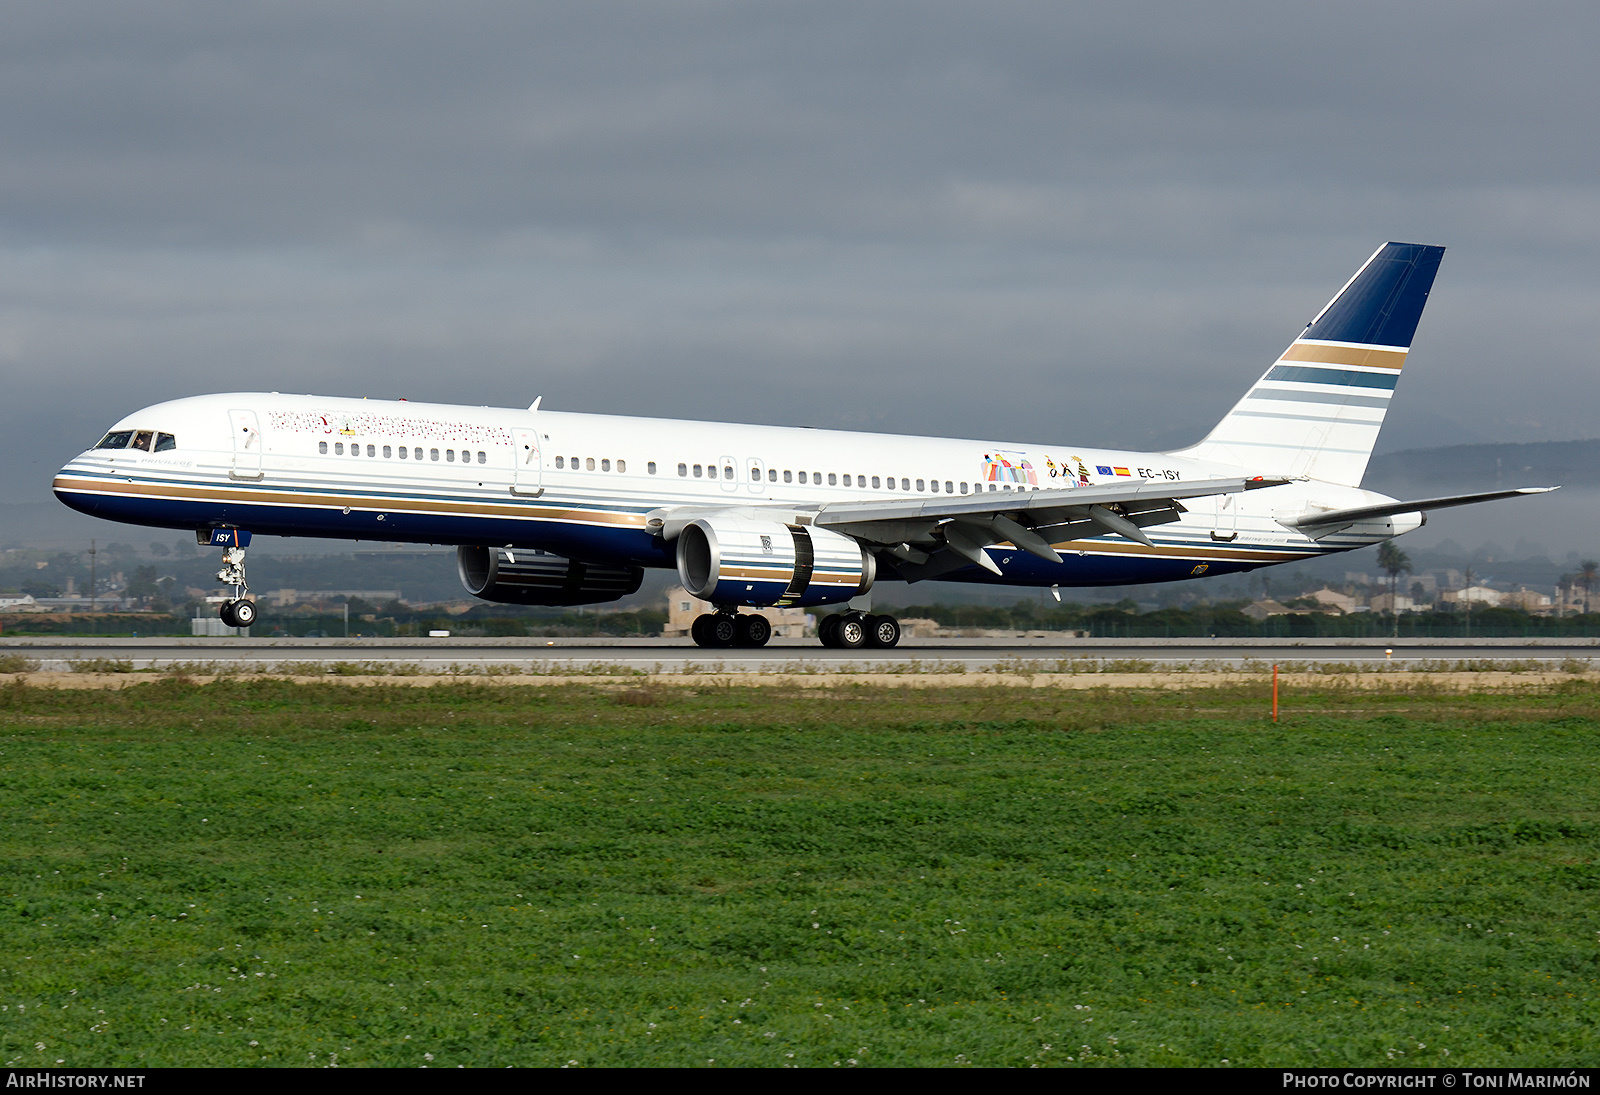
[
  {"x1": 1368, "y1": 592, "x2": 1419, "y2": 615},
  {"x1": 1306, "y1": 587, "x2": 1363, "y2": 615},
  {"x1": 1502, "y1": 588, "x2": 1553, "y2": 614},
  {"x1": 1242, "y1": 599, "x2": 1292, "y2": 621},
  {"x1": 664, "y1": 587, "x2": 811, "y2": 638},
  {"x1": 1554, "y1": 581, "x2": 1591, "y2": 615},
  {"x1": 1441, "y1": 585, "x2": 1504, "y2": 607}
]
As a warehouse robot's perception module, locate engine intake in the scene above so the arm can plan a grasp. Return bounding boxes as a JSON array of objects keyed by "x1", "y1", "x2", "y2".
[
  {"x1": 457, "y1": 546, "x2": 642, "y2": 607},
  {"x1": 676, "y1": 515, "x2": 874, "y2": 607}
]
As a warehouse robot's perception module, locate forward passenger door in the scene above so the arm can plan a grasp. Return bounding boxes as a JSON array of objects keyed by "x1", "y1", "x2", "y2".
[
  {"x1": 512, "y1": 426, "x2": 543, "y2": 496},
  {"x1": 228, "y1": 409, "x2": 264, "y2": 481}
]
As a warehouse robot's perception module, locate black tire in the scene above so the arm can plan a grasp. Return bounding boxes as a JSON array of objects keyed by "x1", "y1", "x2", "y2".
[
  {"x1": 709, "y1": 613, "x2": 739, "y2": 647},
  {"x1": 231, "y1": 599, "x2": 257, "y2": 628},
  {"x1": 866, "y1": 614, "x2": 900, "y2": 648},
  {"x1": 737, "y1": 613, "x2": 772, "y2": 648},
  {"x1": 835, "y1": 613, "x2": 867, "y2": 649},
  {"x1": 818, "y1": 614, "x2": 842, "y2": 648},
  {"x1": 218, "y1": 600, "x2": 238, "y2": 627},
  {"x1": 691, "y1": 614, "x2": 714, "y2": 647}
]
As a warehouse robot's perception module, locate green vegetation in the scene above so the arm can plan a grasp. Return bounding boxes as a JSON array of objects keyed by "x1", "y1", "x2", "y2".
[
  {"x1": 888, "y1": 599, "x2": 1600, "y2": 638},
  {"x1": 2, "y1": 678, "x2": 1599, "y2": 1067}
]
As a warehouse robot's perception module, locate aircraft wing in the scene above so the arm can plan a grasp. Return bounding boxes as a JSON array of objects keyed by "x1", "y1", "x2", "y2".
[
  {"x1": 648, "y1": 476, "x2": 1290, "y2": 578},
  {"x1": 1279, "y1": 487, "x2": 1558, "y2": 532},
  {"x1": 811, "y1": 475, "x2": 1290, "y2": 576}
]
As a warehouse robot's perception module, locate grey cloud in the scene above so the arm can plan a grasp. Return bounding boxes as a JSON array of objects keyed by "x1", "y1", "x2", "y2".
[{"x1": 4, "y1": 2, "x2": 1597, "y2": 244}]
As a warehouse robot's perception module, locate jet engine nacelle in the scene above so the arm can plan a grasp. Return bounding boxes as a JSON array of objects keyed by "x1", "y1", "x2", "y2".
[
  {"x1": 456, "y1": 546, "x2": 643, "y2": 607},
  {"x1": 676, "y1": 514, "x2": 875, "y2": 607}
]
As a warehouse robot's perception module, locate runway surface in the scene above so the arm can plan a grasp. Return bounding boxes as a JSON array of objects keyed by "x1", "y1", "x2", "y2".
[{"x1": 4, "y1": 636, "x2": 1599, "y2": 673}]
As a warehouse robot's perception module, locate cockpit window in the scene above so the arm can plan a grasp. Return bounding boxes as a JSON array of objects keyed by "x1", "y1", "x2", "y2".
[{"x1": 94, "y1": 429, "x2": 176, "y2": 452}]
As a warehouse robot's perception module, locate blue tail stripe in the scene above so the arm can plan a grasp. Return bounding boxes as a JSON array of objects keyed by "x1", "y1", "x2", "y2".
[
  {"x1": 1301, "y1": 242, "x2": 1444, "y2": 348},
  {"x1": 1263, "y1": 365, "x2": 1399, "y2": 390}
]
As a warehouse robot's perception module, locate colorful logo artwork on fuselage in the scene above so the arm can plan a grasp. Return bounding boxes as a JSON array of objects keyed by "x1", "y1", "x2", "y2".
[
  {"x1": 1043, "y1": 455, "x2": 1091, "y2": 487},
  {"x1": 982, "y1": 452, "x2": 1038, "y2": 487}
]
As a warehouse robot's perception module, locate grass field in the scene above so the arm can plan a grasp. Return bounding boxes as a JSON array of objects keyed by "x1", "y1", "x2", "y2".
[{"x1": 2, "y1": 674, "x2": 1598, "y2": 1067}]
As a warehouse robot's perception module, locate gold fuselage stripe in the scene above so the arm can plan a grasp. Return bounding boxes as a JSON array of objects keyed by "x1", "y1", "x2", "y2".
[
  {"x1": 1279, "y1": 343, "x2": 1407, "y2": 370},
  {"x1": 53, "y1": 474, "x2": 648, "y2": 529}
]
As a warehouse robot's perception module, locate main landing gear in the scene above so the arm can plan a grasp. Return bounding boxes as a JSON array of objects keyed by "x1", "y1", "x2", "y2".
[
  {"x1": 690, "y1": 611, "x2": 773, "y2": 649},
  {"x1": 819, "y1": 612, "x2": 901, "y2": 650},
  {"x1": 687, "y1": 609, "x2": 902, "y2": 650},
  {"x1": 212, "y1": 537, "x2": 256, "y2": 629}
]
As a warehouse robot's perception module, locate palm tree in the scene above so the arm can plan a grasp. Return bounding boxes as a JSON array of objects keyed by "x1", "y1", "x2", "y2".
[
  {"x1": 1580, "y1": 560, "x2": 1599, "y2": 616},
  {"x1": 1377, "y1": 541, "x2": 1412, "y2": 638}
]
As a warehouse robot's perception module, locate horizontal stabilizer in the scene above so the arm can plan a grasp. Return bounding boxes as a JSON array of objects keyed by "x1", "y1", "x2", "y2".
[{"x1": 1279, "y1": 487, "x2": 1558, "y2": 529}]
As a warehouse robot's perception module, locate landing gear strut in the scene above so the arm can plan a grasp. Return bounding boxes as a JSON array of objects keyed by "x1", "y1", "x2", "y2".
[
  {"x1": 209, "y1": 533, "x2": 256, "y2": 629},
  {"x1": 819, "y1": 612, "x2": 900, "y2": 649},
  {"x1": 690, "y1": 610, "x2": 773, "y2": 648}
]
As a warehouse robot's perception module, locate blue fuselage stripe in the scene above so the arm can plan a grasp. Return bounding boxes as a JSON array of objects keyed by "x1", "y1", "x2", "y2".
[{"x1": 1262, "y1": 365, "x2": 1399, "y2": 390}]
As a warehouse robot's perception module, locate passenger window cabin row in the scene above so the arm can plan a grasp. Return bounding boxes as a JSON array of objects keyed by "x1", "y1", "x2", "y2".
[
  {"x1": 671, "y1": 461, "x2": 1023, "y2": 494},
  {"x1": 551, "y1": 457, "x2": 1016, "y2": 496},
  {"x1": 318, "y1": 441, "x2": 487, "y2": 464},
  {"x1": 554, "y1": 456, "x2": 627, "y2": 473}
]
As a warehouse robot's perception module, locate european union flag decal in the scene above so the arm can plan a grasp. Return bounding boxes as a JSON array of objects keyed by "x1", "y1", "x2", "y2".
[{"x1": 1096, "y1": 466, "x2": 1113, "y2": 476}]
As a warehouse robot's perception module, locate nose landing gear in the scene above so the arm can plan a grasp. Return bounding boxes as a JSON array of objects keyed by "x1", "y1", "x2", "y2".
[{"x1": 205, "y1": 529, "x2": 256, "y2": 630}]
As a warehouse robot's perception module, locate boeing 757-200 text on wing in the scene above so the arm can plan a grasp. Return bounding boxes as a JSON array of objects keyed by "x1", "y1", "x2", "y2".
[{"x1": 54, "y1": 242, "x2": 1553, "y2": 648}]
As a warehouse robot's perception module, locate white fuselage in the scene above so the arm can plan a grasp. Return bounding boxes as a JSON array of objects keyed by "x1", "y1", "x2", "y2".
[{"x1": 54, "y1": 392, "x2": 1413, "y2": 590}]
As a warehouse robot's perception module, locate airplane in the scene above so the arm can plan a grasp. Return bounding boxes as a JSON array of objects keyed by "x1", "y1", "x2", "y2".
[{"x1": 54, "y1": 241, "x2": 1553, "y2": 648}]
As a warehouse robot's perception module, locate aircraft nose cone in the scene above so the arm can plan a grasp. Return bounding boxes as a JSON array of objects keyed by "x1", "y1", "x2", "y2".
[{"x1": 54, "y1": 463, "x2": 103, "y2": 517}]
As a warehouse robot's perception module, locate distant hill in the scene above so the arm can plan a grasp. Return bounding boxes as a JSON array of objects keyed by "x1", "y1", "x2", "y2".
[{"x1": 1364, "y1": 439, "x2": 1600, "y2": 495}]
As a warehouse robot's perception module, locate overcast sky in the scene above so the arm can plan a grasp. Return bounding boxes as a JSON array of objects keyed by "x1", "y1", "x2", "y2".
[{"x1": 4, "y1": 1, "x2": 1598, "y2": 521}]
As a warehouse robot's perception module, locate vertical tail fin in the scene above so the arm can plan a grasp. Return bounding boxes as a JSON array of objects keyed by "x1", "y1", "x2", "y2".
[{"x1": 1176, "y1": 242, "x2": 1445, "y2": 487}]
